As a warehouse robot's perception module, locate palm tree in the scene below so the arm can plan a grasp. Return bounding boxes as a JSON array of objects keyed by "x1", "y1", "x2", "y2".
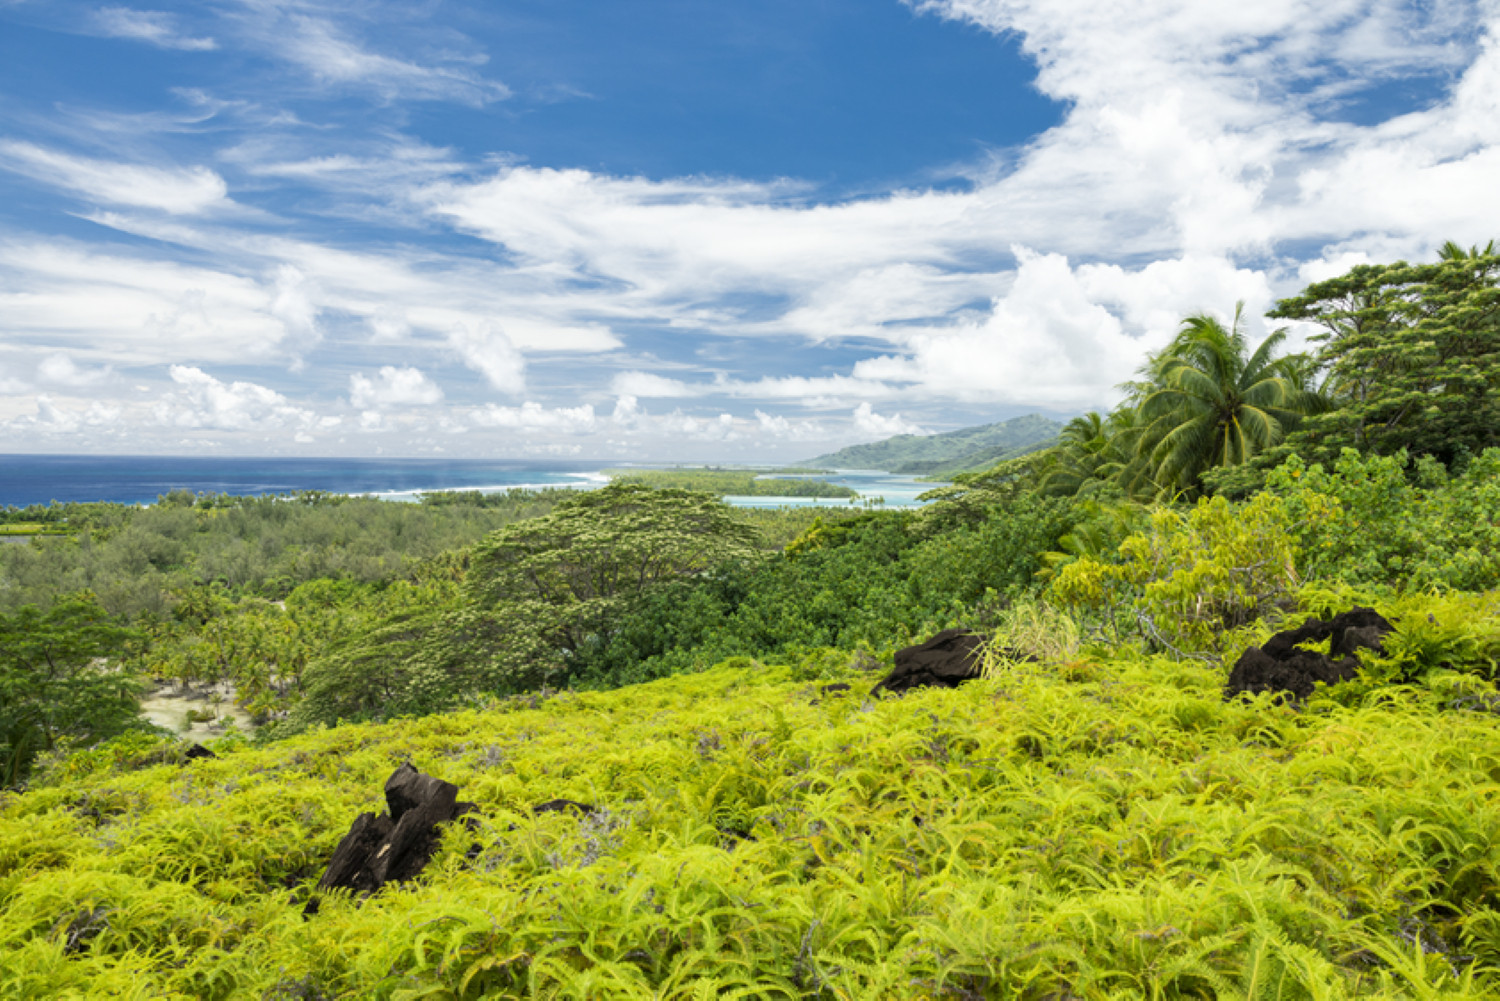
[
  {"x1": 1438, "y1": 239, "x2": 1497, "y2": 260},
  {"x1": 1132, "y1": 303, "x2": 1321, "y2": 498},
  {"x1": 1039, "y1": 412, "x2": 1111, "y2": 496}
]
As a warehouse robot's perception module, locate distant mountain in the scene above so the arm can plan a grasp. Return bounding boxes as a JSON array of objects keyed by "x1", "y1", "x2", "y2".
[{"x1": 799, "y1": 414, "x2": 1063, "y2": 476}]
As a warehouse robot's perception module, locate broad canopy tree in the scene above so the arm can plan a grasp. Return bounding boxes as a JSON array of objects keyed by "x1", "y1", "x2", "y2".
[
  {"x1": 0, "y1": 594, "x2": 142, "y2": 786},
  {"x1": 459, "y1": 483, "x2": 763, "y2": 690},
  {"x1": 1269, "y1": 247, "x2": 1500, "y2": 468}
]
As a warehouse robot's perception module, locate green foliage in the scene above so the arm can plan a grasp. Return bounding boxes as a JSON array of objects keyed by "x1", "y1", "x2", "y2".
[
  {"x1": 0, "y1": 594, "x2": 147, "y2": 786},
  {"x1": 0, "y1": 489, "x2": 572, "y2": 617},
  {"x1": 462, "y1": 484, "x2": 764, "y2": 690},
  {"x1": 605, "y1": 468, "x2": 857, "y2": 499},
  {"x1": 7, "y1": 653, "x2": 1500, "y2": 997},
  {"x1": 287, "y1": 578, "x2": 469, "y2": 731},
  {"x1": 1049, "y1": 492, "x2": 1310, "y2": 654},
  {"x1": 1269, "y1": 250, "x2": 1500, "y2": 467},
  {"x1": 1265, "y1": 448, "x2": 1500, "y2": 592}
]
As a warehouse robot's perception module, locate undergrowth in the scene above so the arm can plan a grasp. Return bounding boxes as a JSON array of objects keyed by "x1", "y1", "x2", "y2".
[{"x1": 5, "y1": 593, "x2": 1500, "y2": 999}]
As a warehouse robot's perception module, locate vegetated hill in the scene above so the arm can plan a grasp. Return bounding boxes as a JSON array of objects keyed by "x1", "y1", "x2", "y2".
[
  {"x1": 800, "y1": 413, "x2": 1063, "y2": 475},
  {"x1": 8, "y1": 620, "x2": 1500, "y2": 998}
]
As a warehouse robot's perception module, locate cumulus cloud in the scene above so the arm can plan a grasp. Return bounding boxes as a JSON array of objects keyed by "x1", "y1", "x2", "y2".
[
  {"x1": 95, "y1": 7, "x2": 217, "y2": 50},
  {"x1": 10, "y1": 395, "x2": 124, "y2": 433},
  {"x1": 38, "y1": 352, "x2": 113, "y2": 388},
  {"x1": 610, "y1": 395, "x2": 644, "y2": 428},
  {"x1": 154, "y1": 365, "x2": 315, "y2": 430},
  {"x1": 348, "y1": 366, "x2": 443, "y2": 408},
  {"x1": 469, "y1": 401, "x2": 597, "y2": 432},
  {"x1": 448, "y1": 323, "x2": 526, "y2": 394},
  {"x1": 754, "y1": 409, "x2": 827, "y2": 440},
  {"x1": 0, "y1": 142, "x2": 228, "y2": 214},
  {"x1": 852, "y1": 402, "x2": 925, "y2": 438},
  {"x1": 660, "y1": 410, "x2": 739, "y2": 441},
  {"x1": 851, "y1": 247, "x2": 1159, "y2": 408}
]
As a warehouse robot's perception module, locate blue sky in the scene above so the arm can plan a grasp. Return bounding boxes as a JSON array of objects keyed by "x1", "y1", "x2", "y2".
[{"x1": 0, "y1": 0, "x2": 1496, "y2": 459}]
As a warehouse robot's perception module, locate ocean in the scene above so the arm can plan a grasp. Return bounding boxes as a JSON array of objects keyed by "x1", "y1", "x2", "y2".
[{"x1": 0, "y1": 455, "x2": 939, "y2": 509}]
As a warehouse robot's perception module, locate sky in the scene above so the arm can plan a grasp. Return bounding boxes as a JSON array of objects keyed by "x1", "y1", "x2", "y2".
[{"x1": 0, "y1": 0, "x2": 1496, "y2": 461}]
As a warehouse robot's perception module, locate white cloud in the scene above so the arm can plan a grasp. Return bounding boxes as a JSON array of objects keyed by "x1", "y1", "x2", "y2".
[
  {"x1": 754, "y1": 409, "x2": 826, "y2": 440},
  {"x1": 852, "y1": 402, "x2": 925, "y2": 438},
  {"x1": 253, "y1": 10, "x2": 509, "y2": 106},
  {"x1": 469, "y1": 401, "x2": 597, "y2": 432},
  {"x1": 4, "y1": 0, "x2": 1498, "y2": 458},
  {"x1": 269, "y1": 265, "x2": 320, "y2": 345},
  {"x1": 95, "y1": 7, "x2": 217, "y2": 50},
  {"x1": 0, "y1": 142, "x2": 227, "y2": 214},
  {"x1": 610, "y1": 395, "x2": 644, "y2": 428},
  {"x1": 659, "y1": 410, "x2": 739, "y2": 441},
  {"x1": 12, "y1": 395, "x2": 124, "y2": 433},
  {"x1": 348, "y1": 366, "x2": 444, "y2": 408},
  {"x1": 852, "y1": 248, "x2": 1145, "y2": 408},
  {"x1": 154, "y1": 365, "x2": 316, "y2": 430},
  {"x1": 0, "y1": 243, "x2": 311, "y2": 365},
  {"x1": 610, "y1": 371, "x2": 705, "y2": 398},
  {"x1": 448, "y1": 323, "x2": 525, "y2": 394},
  {"x1": 37, "y1": 352, "x2": 113, "y2": 387}
]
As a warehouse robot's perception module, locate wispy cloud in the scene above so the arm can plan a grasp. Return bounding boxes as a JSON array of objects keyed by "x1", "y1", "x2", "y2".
[
  {"x1": 94, "y1": 6, "x2": 217, "y2": 51},
  {"x1": 0, "y1": 141, "x2": 228, "y2": 213},
  {"x1": 223, "y1": 2, "x2": 510, "y2": 106}
]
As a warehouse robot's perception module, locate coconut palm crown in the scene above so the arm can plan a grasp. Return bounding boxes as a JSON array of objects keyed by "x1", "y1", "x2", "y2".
[{"x1": 1132, "y1": 303, "x2": 1321, "y2": 499}]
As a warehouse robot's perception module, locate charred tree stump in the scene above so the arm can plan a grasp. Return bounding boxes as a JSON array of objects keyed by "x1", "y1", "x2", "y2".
[{"x1": 304, "y1": 762, "x2": 476, "y2": 915}]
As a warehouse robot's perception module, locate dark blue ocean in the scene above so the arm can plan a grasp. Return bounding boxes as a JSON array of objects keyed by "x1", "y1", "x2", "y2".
[
  {"x1": 0, "y1": 455, "x2": 938, "y2": 509},
  {"x1": 0, "y1": 455, "x2": 608, "y2": 508}
]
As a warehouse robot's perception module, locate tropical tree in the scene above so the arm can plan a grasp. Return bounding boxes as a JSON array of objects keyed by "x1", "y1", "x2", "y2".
[
  {"x1": 458, "y1": 483, "x2": 763, "y2": 690},
  {"x1": 1130, "y1": 304, "x2": 1321, "y2": 498},
  {"x1": 0, "y1": 594, "x2": 143, "y2": 785},
  {"x1": 1269, "y1": 245, "x2": 1500, "y2": 467}
]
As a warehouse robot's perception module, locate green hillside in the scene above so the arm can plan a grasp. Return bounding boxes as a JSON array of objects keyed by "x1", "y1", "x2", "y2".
[
  {"x1": 800, "y1": 414, "x2": 1062, "y2": 475},
  {"x1": 7, "y1": 620, "x2": 1500, "y2": 999}
]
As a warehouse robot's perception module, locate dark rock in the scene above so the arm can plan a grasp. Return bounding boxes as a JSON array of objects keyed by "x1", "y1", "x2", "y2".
[
  {"x1": 817, "y1": 682, "x2": 852, "y2": 698},
  {"x1": 872, "y1": 629, "x2": 1030, "y2": 696},
  {"x1": 1226, "y1": 607, "x2": 1394, "y2": 701},
  {"x1": 183, "y1": 743, "x2": 216, "y2": 760},
  {"x1": 532, "y1": 798, "x2": 595, "y2": 816},
  {"x1": 304, "y1": 762, "x2": 476, "y2": 915}
]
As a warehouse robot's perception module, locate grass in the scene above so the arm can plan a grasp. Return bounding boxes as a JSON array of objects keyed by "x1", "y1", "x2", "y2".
[
  {"x1": 5, "y1": 625, "x2": 1500, "y2": 998},
  {"x1": 0, "y1": 523, "x2": 71, "y2": 538}
]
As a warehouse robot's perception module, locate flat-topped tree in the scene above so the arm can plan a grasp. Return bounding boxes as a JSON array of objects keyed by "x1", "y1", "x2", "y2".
[{"x1": 459, "y1": 483, "x2": 763, "y2": 690}]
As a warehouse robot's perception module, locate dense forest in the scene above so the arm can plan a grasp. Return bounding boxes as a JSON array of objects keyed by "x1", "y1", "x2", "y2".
[{"x1": 1, "y1": 245, "x2": 1499, "y2": 998}]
